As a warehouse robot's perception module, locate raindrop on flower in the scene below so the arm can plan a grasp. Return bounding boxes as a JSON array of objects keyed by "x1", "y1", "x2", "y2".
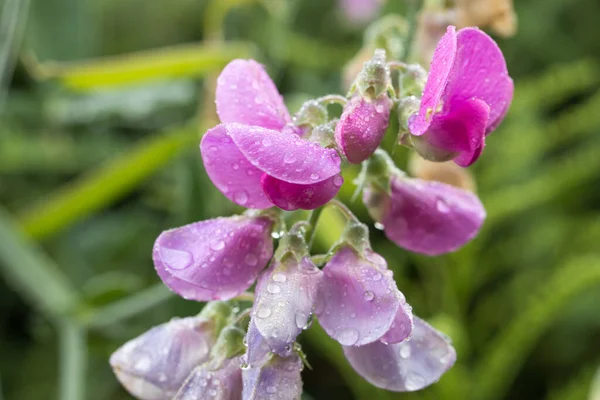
[
  {"x1": 245, "y1": 253, "x2": 258, "y2": 266},
  {"x1": 272, "y1": 272, "x2": 287, "y2": 283},
  {"x1": 267, "y1": 283, "x2": 281, "y2": 294},
  {"x1": 399, "y1": 343, "x2": 411, "y2": 359},
  {"x1": 310, "y1": 173, "x2": 320, "y2": 180},
  {"x1": 374, "y1": 222, "x2": 385, "y2": 230},
  {"x1": 257, "y1": 307, "x2": 272, "y2": 319},
  {"x1": 337, "y1": 328, "x2": 360, "y2": 346},
  {"x1": 283, "y1": 153, "x2": 296, "y2": 164},
  {"x1": 363, "y1": 291, "x2": 375, "y2": 301},
  {"x1": 210, "y1": 240, "x2": 225, "y2": 251},
  {"x1": 234, "y1": 190, "x2": 249, "y2": 205},
  {"x1": 436, "y1": 199, "x2": 450, "y2": 213}
]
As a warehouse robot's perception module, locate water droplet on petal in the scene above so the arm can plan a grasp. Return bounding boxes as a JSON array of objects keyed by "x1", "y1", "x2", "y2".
[
  {"x1": 232, "y1": 163, "x2": 239, "y2": 170},
  {"x1": 436, "y1": 199, "x2": 450, "y2": 213},
  {"x1": 246, "y1": 168, "x2": 254, "y2": 176},
  {"x1": 364, "y1": 291, "x2": 375, "y2": 301},
  {"x1": 257, "y1": 306, "x2": 272, "y2": 318},
  {"x1": 267, "y1": 283, "x2": 281, "y2": 294},
  {"x1": 372, "y1": 272, "x2": 382, "y2": 281},
  {"x1": 405, "y1": 372, "x2": 426, "y2": 391},
  {"x1": 283, "y1": 153, "x2": 296, "y2": 164},
  {"x1": 262, "y1": 138, "x2": 272, "y2": 147},
  {"x1": 210, "y1": 240, "x2": 225, "y2": 251},
  {"x1": 333, "y1": 175, "x2": 343, "y2": 187},
  {"x1": 374, "y1": 222, "x2": 385, "y2": 230},
  {"x1": 133, "y1": 355, "x2": 152, "y2": 372},
  {"x1": 234, "y1": 190, "x2": 249, "y2": 205},
  {"x1": 272, "y1": 273, "x2": 287, "y2": 282},
  {"x1": 295, "y1": 311, "x2": 307, "y2": 329},
  {"x1": 160, "y1": 247, "x2": 193, "y2": 270},
  {"x1": 266, "y1": 386, "x2": 277, "y2": 394},
  {"x1": 245, "y1": 253, "x2": 258, "y2": 266},
  {"x1": 399, "y1": 343, "x2": 411, "y2": 358},
  {"x1": 337, "y1": 328, "x2": 359, "y2": 346},
  {"x1": 310, "y1": 173, "x2": 320, "y2": 180}
]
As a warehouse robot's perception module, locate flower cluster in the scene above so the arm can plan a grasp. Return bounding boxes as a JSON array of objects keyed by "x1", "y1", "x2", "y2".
[{"x1": 111, "y1": 24, "x2": 512, "y2": 400}]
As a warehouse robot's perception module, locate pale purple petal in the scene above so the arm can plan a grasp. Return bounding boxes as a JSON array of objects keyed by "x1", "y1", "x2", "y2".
[
  {"x1": 316, "y1": 247, "x2": 402, "y2": 346},
  {"x1": 242, "y1": 355, "x2": 303, "y2": 400},
  {"x1": 382, "y1": 177, "x2": 486, "y2": 256},
  {"x1": 228, "y1": 123, "x2": 342, "y2": 184},
  {"x1": 335, "y1": 96, "x2": 392, "y2": 164},
  {"x1": 243, "y1": 320, "x2": 272, "y2": 368},
  {"x1": 409, "y1": 26, "x2": 457, "y2": 136},
  {"x1": 261, "y1": 174, "x2": 344, "y2": 211},
  {"x1": 174, "y1": 358, "x2": 242, "y2": 400},
  {"x1": 444, "y1": 28, "x2": 514, "y2": 133},
  {"x1": 343, "y1": 316, "x2": 456, "y2": 392},
  {"x1": 153, "y1": 215, "x2": 274, "y2": 301},
  {"x1": 110, "y1": 316, "x2": 214, "y2": 400},
  {"x1": 200, "y1": 125, "x2": 273, "y2": 209},
  {"x1": 420, "y1": 98, "x2": 490, "y2": 167},
  {"x1": 380, "y1": 295, "x2": 414, "y2": 345},
  {"x1": 216, "y1": 59, "x2": 290, "y2": 130},
  {"x1": 340, "y1": 0, "x2": 384, "y2": 24},
  {"x1": 253, "y1": 257, "x2": 323, "y2": 355}
]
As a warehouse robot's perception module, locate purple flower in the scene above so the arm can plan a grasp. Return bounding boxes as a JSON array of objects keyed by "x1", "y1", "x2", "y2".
[
  {"x1": 110, "y1": 315, "x2": 215, "y2": 400},
  {"x1": 343, "y1": 317, "x2": 456, "y2": 392},
  {"x1": 408, "y1": 26, "x2": 513, "y2": 166},
  {"x1": 363, "y1": 175, "x2": 486, "y2": 256},
  {"x1": 173, "y1": 358, "x2": 243, "y2": 400},
  {"x1": 339, "y1": 0, "x2": 385, "y2": 24},
  {"x1": 201, "y1": 60, "x2": 343, "y2": 211},
  {"x1": 315, "y1": 246, "x2": 413, "y2": 346},
  {"x1": 250, "y1": 255, "x2": 323, "y2": 356},
  {"x1": 335, "y1": 95, "x2": 392, "y2": 164},
  {"x1": 242, "y1": 354, "x2": 303, "y2": 400},
  {"x1": 153, "y1": 214, "x2": 274, "y2": 301}
]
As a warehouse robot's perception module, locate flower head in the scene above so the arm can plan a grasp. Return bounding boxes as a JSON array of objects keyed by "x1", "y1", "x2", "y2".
[
  {"x1": 408, "y1": 26, "x2": 513, "y2": 166},
  {"x1": 242, "y1": 354, "x2": 303, "y2": 400},
  {"x1": 201, "y1": 60, "x2": 343, "y2": 211},
  {"x1": 173, "y1": 358, "x2": 243, "y2": 400}
]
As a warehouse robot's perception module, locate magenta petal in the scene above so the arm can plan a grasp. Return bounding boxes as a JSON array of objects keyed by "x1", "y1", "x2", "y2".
[
  {"x1": 316, "y1": 247, "x2": 402, "y2": 346},
  {"x1": 110, "y1": 316, "x2": 214, "y2": 400},
  {"x1": 261, "y1": 174, "x2": 344, "y2": 211},
  {"x1": 380, "y1": 296, "x2": 414, "y2": 345},
  {"x1": 242, "y1": 355, "x2": 303, "y2": 400},
  {"x1": 424, "y1": 98, "x2": 490, "y2": 167},
  {"x1": 382, "y1": 177, "x2": 486, "y2": 256},
  {"x1": 200, "y1": 125, "x2": 273, "y2": 209},
  {"x1": 409, "y1": 26, "x2": 457, "y2": 136},
  {"x1": 253, "y1": 257, "x2": 323, "y2": 355},
  {"x1": 228, "y1": 123, "x2": 342, "y2": 184},
  {"x1": 343, "y1": 316, "x2": 456, "y2": 392},
  {"x1": 174, "y1": 358, "x2": 243, "y2": 400},
  {"x1": 335, "y1": 96, "x2": 392, "y2": 163},
  {"x1": 340, "y1": 0, "x2": 384, "y2": 24},
  {"x1": 445, "y1": 28, "x2": 514, "y2": 133},
  {"x1": 153, "y1": 215, "x2": 274, "y2": 301},
  {"x1": 216, "y1": 59, "x2": 290, "y2": 130}
]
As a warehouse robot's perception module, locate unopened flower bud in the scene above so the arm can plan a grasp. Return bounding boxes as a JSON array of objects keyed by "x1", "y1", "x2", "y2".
[
  {"x1": 293, "y1": 100, "x2": 328, "y2": 128},
  {"x1": 174, "y1": 358, "x2": 243, "y2": 400},
  {"x1": 353, "y1": 49, "x2": 391, "y2": 100},
  {"x1": 242, "y1": 354, "x2": 304, "y2": 400}
]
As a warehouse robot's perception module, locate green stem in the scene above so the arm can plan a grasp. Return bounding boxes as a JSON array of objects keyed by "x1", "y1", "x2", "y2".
[
  {"x1": 306, "y1": 207, "x2": 324, "y2": 249},
  {"x1": 58, "y1": 319, "x2": 86, "y2": 400},
  {"x1": 316, "y1": 94, "x2": 348, "y2": 106},
  {"x1": 403, "y1": 0, "x2": 422, "y2": 62},
  {"x1": 328, "y1": 199, "x2": 360, "y2": 223}
]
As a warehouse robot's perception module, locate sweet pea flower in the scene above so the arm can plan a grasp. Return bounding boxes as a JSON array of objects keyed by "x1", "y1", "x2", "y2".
[
  {"x1": 242, "y1": 354, "x2": 304, "y2": 400},
  {"x1": 409, "y1": 26, "x2": 513, "y2": 167},
  {"x1": 339, "y1": 0, "x2": 386, "y2": 25},
  {"x1": 363, "y1": 175, "x2": 486, "y2": 256},
  {"x1": 153, "y1": 214, "x2": 274, "y2": 301},
  {"x1": 343, "y1": 317, "x2": 456, "y2": 392},
  {"x1": 201, "y1": 59, "x2": 343, "y2": 211},
  {"x1": 173, "y1": 358, "x2": 243, "y2": 400},
  {"x1": 110, "y1": 315, "x2": 216, "y2": 400}
]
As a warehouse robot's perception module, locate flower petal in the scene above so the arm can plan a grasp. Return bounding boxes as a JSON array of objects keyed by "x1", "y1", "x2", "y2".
[
  {"x1": 228, "y1": 123, "x2": 342, "y2": 184},
  {"x1": 409, "y1": 26, "x2": 457, "y2": 136},
  {"x1": 200, "y1": 125, "x2": 273, "y2": 209},
  {"x1": 340, "y1": 0, "x2": 384, "y2": 24},
  {"x1": 382, "y1": 177, "x2": 486, "y2": 256},
  {"x1": 335, "y1": 96, "x2": 392, "y2": 163},
  {"x1": 153, "y1": 215, "x2": 274, "y2": 301},
  {"x1": 216, "y1": 59, "x2": 290, "y2": 130},
  {"x1": 110, "y1": 316, "x2": 214, "y2": 400},
  {"x1": 253, "y1": 257, "x2": 323, "y2": 355},
  {"x1": 174, "y1": 358, "x2": 243, "y2": 400},
  {"x1": 261, "y1": 174, "x2": 344, "y2": 211},
  {"x1": 242, "y1": 355, "x2": 303, "y2": 400},
  {"x1": 444, "y1": 28, "x2": 513, "y2": 133},
  {"x1": 243, "y1": 319, "x2": 272, "y2": 368},
  {"x1": 343, "y1": 316, "x2": 456, "y2": 392},
  {"x1": 380, "y1": 295, "x2": 414, "y2": 345},
  {"x1": 316, "y1": 247, "x2": 402, "y2": 346}
]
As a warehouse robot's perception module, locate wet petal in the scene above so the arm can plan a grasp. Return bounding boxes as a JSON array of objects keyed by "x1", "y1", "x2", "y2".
[
  {"x1": 216, "y1": 59, "x2": 290, "y2": 130},
  {"x1": 409, "y1": 26, "x2": 457, "y2": 136},
  {"x1": 228, "y1": 123, "x2": 341, "y2": 184},
  {"x1": 444, "y1": 28, "x2": 514, "y2": 133},
  {"x1": 316, "y1": 247, "x2": 402, "y2": 346},
  {"x1": 382, "y1": 177, "x2": 486, "y2": 256},
  {"x1": 110, "y1": 316, "x2": 214, "y2": 400},
  {"x1": 261, "y1": 174, "x2": 343, "y2": 211},
  {"x1": 380, "y1": 295, "x2": 414, "y2": 345},
  {"x1": 243, "y1": 319, "x2": 272, "y2": 368},
  {"x1": 242, "y1": 355, "x2": 303, "y2": 400},
  {"x1": 335, "y1": 96, "x2": 392, "y2": 163},
  {"x1": 200, "y1": 125, "x2": 273, "y2": 209},
  {"x1": 253, "y1": 257, "x2": 323, "y2": 355},
  {"x1": 343, "y1": 316, "x2": 456, "y2": 392},
  {"x1": 153, "y1": 215, "x2": 274, "y2": 301},
  {"x1": 174, "y1": 358, "x2": 243, "y2": 400}
]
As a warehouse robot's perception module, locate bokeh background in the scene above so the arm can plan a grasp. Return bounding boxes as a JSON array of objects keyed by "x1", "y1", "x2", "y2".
[{"x1": 1, "y1": 0, "x2": 600, "y2": 399}]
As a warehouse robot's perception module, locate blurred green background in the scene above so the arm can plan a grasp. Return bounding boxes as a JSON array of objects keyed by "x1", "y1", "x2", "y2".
[{"x1": 1, "y1": 0, "x2": 600, "y2": 399}]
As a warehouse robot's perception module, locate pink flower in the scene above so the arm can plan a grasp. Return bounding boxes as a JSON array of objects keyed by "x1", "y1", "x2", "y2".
[
  {"x1": 339, "y1": 0, "x2": 386, "y2": 24},
  {"x1": 409, "y1": 26, "x2": 513, "y2": 166},
  {"x1": 201, "y1": 60, "x2": 343, "y2": 211}
]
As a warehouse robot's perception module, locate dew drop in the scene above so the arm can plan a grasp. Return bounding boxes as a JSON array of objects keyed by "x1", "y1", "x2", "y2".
[
  {"x1": 267, "y1": 283, "x2": 281, "y2": 294},
  {"x1": 310, "y1": 173, "x2": 320, "y2": 180},
  {"x1": 232, "y1": 163, "x2": 239, "y2": 170},
  {"x1": 210, "y1": 240, "x2": 225, "y2": 251},
  {"x1": 283, "y1": 153, "x2": 296, "y2": 164},
  {"x1": 295, "y1": 311, "x2": 307, "y2": 329},
  {"x1": 257, "y1": 307, "x2": 272, "y2": 319},
  {"x1": 439, "y1": 351, "x2": 453, "y2": 364},
  {"x1": 372, "y1": 272, "x2": 382, "y2": 281},
  {"x1": 245, "y1": 253, "x2": 258, "y2": 266},
  {"x1": 272, "y1": 273, "x2": 287, "y2": 282},
  {"x1": 374, "y1": 222, "x2": 385, "y2": 230},
  {"x1": 333, "y1": 175, "x2": 343, "y2": 187},
  {"x1": 337, "y1": 328, "x2": 359, "y2": 346},
  {"x1": 246, "y1": 168, "x2": 255, "y2": 176},
  {"x1": 405, "y1": 372, "x2": 426, "y2": 391},
  {"x1": 399, "y1": 343, "x2": 411, "y2": 359},
  {"x1": 134, "y1": 355, "x2": 152, "y2": 372},
  {"x1": 262, "y1": 138, "x2": 272, "y2": 147},
  {"x1": 160, "y1": 247, "x2": 193, "y2": 270},
  {"x1": 436, "y1": 199, "x2": 450, "y2": 213},
  {"x1": 234, "y1": 190, "x2": 249, "y2": 205},
  {"x1": 364, "y1": 291, "x2": 375, "y2": 301},
  {"x1": 266, "y1": 386, "x2": 277, "y2": 394}
]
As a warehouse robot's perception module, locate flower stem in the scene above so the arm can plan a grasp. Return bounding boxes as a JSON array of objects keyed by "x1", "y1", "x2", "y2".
[
  {"x1": 234, "y1": 291, "x2": 255, "y2": 302},
  {"x1": 317, "y1": 94, "x2": 348, "y2": 107},
  {"x1": 306, "y1": 207, "x2": 324, "y2": 250},
  {"x1": 328, "y1": 199, "x2": 360, "y2": 223}
]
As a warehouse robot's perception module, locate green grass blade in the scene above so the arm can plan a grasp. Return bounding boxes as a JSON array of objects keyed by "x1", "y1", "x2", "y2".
[{"x1": 58, "y1": 319, "x2": 86, "y2": 400}]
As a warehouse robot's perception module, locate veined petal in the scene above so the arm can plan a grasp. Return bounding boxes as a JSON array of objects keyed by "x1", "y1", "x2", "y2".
[
  {"x1": 110, "y1": 316, "x2": 214, "y2": 400},
  {"x1": 216, "y1": 59, "x2": 290, "y2": 130},
  {"x1": 409, "y1": 26, "x2": 457, "y2": 136},
  {"x1": 261, "y1": 174, "x2": 343, "y2": 211},
  {"x1": 153, "y1": 215, "x2": 274, "y2": 301},
  {"x1": 200, "y1": 125, "x2": 273, "y2": 209},
  {"x1": 253, "y1": 257, "x2": 323, "y2": 355},
  {"x1": 382, "y1": 177, "x2": 486, "y2": 256},
  {"x1": 343, "y1": 316, "x2": 456, "y2": 392},
  {"x1": 243, "y1": 319, "x2": 272, "y2": 368},
  {"x1": 228, "y1": 123, "x2": 342, "y2": 184},
  {"x1": 174, "y1": 358, "x2": 243, "y2": 400},
  {"x1": 444, "y1": 28, "x2": 514, "y2": 133},
  {"x1": 316, "y1": 247, "x2": 401, "y2": 346},
  {"x1": 242, "y1": 355, "x2": 303, "y2": 400}
]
